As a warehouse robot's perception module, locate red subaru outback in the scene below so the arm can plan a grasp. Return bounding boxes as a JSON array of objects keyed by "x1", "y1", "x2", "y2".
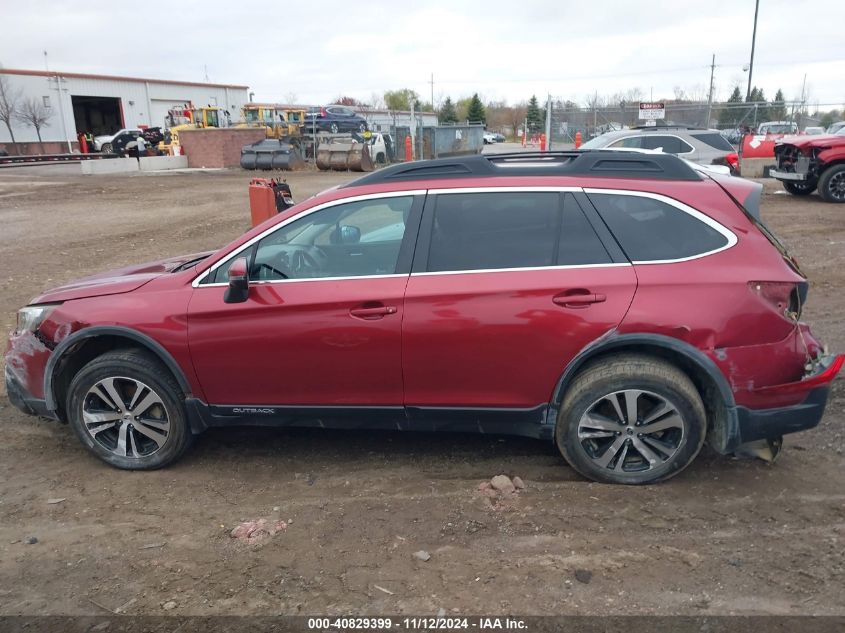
[{"x1": 5, "y1": 151, "x2": 842, "y2": 484}]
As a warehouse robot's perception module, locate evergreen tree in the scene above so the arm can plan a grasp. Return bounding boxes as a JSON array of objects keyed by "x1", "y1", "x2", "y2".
[
  {"x1": 769, "y1": 89, "x2": 787, "y2": 120},
  {"x1": 526, "y1": 95, "x2": 544, "y2": 133},
  {"x1": 466, "y1": 93, "x2": 486, "y2": 124},
  {"x1": 439, "y1": 97, "x2": 458, "y2": 124},
  {"x1": 718, "y1": 86, "x2": 744, "y2": 128}
]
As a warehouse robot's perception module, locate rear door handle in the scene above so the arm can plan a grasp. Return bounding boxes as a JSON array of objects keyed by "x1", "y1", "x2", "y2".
[
  {"x1": 553, "y1": 293, "x2": 607, "y2": 308},
  {"x1": 349, "y1": 305, "x2": 398, "y2": 319}
]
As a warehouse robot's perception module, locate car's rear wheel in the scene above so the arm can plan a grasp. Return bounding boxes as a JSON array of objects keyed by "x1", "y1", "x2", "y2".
[
  {"x1": 556, "y1": 355, "x2": 706, "y2": 485},
  {"x1": 358, "y1": 123, "x2": 366, "y2": 132},
  {"x1": 818, "y1": 165, "x2": 845, "y2": 203},
  {"x1": 783, "y1": 181, "x2": 816, "y2": 196},
  {"x1": 330, "y1": 123, "x2": 339, "y2": 134},
  {"x1": 67, "y1": 350, "x2": 193, "y2": 470}
]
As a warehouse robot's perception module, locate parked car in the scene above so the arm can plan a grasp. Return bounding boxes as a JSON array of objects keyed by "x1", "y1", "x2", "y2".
[
  {"x1": 93, "y1": 128, "x2": 142, "y2": 154},
  {"x1": 757, "y1": 121, "x2": 798, "y2": 136},
  {"x1": 483, "y1": 132, "x2": 497, "y2": 144},
  {"x1": 826, "y1": 121, "x2": 845, "y2": 135},
  {"x1": 581, "y1": 126, "x2": 739, "y2": 173},
  {"x1": 6, "y1": 150, "x2": 841, "y2": 484},
  {"x1": 803, "y1": 126, "x2": 825, "y2": 135},
  {"x1": 304, "y1": 105, "x2": 368, "y2": 134},
  {"x1": 494, "y1": 133, "x2": 506, "y2": 143},
  {"x1": 771, "y1": 128, "x2": 845, "y2": 202}
]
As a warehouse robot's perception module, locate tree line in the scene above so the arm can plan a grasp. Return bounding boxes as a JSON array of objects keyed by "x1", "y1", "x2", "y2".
[{"x1": 0, "y1": 75, "x2": 53, "y2": 153}]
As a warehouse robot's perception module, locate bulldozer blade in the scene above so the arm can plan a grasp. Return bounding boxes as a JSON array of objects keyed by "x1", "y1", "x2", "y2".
[{"x1": 316, "y1": 142, "x2": 374, "y2": 172}]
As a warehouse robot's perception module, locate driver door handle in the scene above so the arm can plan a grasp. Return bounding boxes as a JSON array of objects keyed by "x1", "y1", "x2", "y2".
[{"x1": 349, "y1": 305, "x2": 398, "y2": 319}]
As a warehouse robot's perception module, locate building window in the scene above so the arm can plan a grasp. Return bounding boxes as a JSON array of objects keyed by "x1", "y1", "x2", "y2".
[{"x1": 42, "y1": 96, "x2": 51, "y2": 108}]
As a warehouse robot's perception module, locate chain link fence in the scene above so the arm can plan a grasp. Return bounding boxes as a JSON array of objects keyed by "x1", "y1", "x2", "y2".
[{"x1": 543, "y1": 98, "x2": 841, "y2": 149}]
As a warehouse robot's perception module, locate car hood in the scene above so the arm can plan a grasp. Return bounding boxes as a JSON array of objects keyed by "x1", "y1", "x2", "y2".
[
  {"x1": 778, "y1": 133, "x2": 845, "y2": 149},
  {"x1": 29, "y1": 251, "x2": 214, "y2": 304},
  {"x1": 93, "y1": 134, "x2": 114, "y2": 142}
]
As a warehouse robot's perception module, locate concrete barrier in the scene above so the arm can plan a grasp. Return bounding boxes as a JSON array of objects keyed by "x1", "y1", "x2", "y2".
[
  {"x1": 740, "y1": 157, "x2": 776, "y2": 179},
  {"x1": 139, "y1": 155, "x2": 189, "y2": 171},
  {"x1": 81, "y1": 158, "x2": 139, "y2": 175}
]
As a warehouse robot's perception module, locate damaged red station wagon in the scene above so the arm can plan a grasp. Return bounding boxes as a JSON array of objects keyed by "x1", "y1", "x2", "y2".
[{"x1": 5, "y1": 151, "x2": 843, "y2": 484}]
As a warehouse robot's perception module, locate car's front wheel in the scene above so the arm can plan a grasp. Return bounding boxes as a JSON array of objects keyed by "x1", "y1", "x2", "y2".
[
  {"x1": 783, "y1": 180, "x2": 816, "y2": 196},
  {"x1": 100, "y1": 143, "x2": 113, "y2": 154},
  {"x1": 330, "y1": 123, "x2": 339, "y2": 134},
  {"x1": 818, "y1": 165, "x2": 845, "y2": 203},
  {"x1": 67, "y1": 350, "x2": 193, "y2": 470},
  {"x1": 556, "y1": 355, "x2": 706, "y2": 485}
]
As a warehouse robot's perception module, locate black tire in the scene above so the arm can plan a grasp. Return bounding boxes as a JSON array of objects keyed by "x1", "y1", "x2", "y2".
[
  {"x1": 66, "y1": 350, "x2": 193, "y2": 470},
  {"x1": 376, "y1": 152, "x2": 386, "y2": 164},
  {"x1": 818, "y1": 165, "x2": 845, "y2": 203},
  {"x1": 330, "y1": 123, "x2": 339, "y2": 134},
  {"x1": 358, "y1": 123, "x2": 367, "y2": 133},
  {"x1": 556, "y1": 354, "x2": 706, "y2": 485},
  {"x1": 100, "y1": 142, "x2": 113, "y2": 154},
  {"x1": 783, "y1": 181, "x2": 816, "y2": 196}
]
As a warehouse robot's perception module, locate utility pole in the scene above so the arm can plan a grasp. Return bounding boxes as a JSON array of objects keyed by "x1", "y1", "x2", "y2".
[
  {"x1": 545, "y1": 94, "x2": 552, "y2": 151},
  {"x1": 429, "y1": 73, "x2": 434, "y2": 109},
  {"x1": 706, "y1": 53, "x2": 716, "y2": 127},
  {"x1": 746, "y1": 0, "x2": 760, "y2": 100}
]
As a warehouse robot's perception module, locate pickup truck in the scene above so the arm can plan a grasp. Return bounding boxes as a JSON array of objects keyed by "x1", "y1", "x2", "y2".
[{"x1": 770, "y1": 128, "x2": 845, "y2": 202}]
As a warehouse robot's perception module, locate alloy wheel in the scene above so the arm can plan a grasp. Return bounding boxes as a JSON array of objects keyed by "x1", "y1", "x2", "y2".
[
  {"x1": 577, "y1": 389, "x2": 685, "y2": 474},
  {"x1": 828, "y1": 171, "x2": 845, "y2": 201},
  {"x1": 82, "y1": 376, "x2": 171, "y2": 458}
]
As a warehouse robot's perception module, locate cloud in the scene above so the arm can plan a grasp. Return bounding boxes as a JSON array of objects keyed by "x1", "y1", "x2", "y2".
[{"x1": 2, "y1": 0, "x2": 843, "y2": 106}]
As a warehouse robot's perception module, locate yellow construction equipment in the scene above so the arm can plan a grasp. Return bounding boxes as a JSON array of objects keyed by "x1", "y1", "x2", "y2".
[
  {"x1": 239, "y1": 105, "x2": 307, "y2": 138},
  {"x1": 159, "y1": 103, "x2": 231, "y2": 154}
]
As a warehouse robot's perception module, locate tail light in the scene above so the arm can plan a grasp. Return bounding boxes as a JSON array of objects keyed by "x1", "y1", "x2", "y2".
[
  {"x1": 725, "y1": 152, "x2": 739, "y2": 171},
  {"x1": 748, "y1": 281, "x2": 807, "y2": 320}
]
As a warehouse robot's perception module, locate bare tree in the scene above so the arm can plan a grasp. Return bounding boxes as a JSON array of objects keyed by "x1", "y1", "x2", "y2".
[
  {"x1": 17, "y1": 96, "x2": 52, "y2": 153},
  {"x1": 0, "y1": 75, "x2": 23, "y2": 154}
]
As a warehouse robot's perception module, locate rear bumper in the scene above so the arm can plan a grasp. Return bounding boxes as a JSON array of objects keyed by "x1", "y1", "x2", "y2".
[
  {"x1": 719, "y1": 354, "x2": 843, "y2": 452},
  {"x1": 5, "y1": 366, "x2": 55, "y2": 419},
  {"x1": 735, "y1": 386, "x2": 830, "y2": 444}
]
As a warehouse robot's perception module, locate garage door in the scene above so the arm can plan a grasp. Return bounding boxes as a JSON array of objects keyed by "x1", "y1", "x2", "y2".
[{"x1": 150, "y1": 99, "x2": 186, "y2": 129}]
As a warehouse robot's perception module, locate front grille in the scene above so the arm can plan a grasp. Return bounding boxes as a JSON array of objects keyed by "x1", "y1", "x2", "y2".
[{"x1": 775, "y1": 145, "x2": 813, "y2": 175}]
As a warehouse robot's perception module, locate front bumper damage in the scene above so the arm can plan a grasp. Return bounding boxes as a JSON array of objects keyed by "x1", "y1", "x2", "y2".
[{"x1": 5, "y1": 365, "x2": 55, "y2": 419}]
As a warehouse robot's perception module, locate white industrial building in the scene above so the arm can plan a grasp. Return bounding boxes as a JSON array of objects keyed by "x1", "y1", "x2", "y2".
[{"x1": 0, "y1": 68, "x2": 250, "y2": 154}]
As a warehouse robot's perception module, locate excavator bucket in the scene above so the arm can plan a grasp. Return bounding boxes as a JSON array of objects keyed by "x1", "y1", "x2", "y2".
[
  {"x1": 240, "y1": 139, "x2": 305, "y2": 171},
  {"x1": 316, "y1": 141, "x2": 374, "y2": 172}
]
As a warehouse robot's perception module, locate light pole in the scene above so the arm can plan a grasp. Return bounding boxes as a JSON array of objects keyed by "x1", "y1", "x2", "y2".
[{"x1": 746, "y1": 0, "x2": 760, "y2": 100}]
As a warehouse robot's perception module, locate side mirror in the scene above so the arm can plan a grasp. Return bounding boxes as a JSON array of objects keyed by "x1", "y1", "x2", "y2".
[
  {"x1": 331, "y1": 224, "x2": 361, "y2": 244},
  {"x1": 224, "y1": 257, "x2": 250, "y2": 304}
]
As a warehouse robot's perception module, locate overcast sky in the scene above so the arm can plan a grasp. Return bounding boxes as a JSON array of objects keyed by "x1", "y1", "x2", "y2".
[{"x1": 2, "y1": 0, "x2": 843, "y2": 107}]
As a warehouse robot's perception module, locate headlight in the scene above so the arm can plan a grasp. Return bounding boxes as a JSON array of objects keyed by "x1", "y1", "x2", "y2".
[{"x1": 16, "y1": 304, "x2": 58, "y2": 334}]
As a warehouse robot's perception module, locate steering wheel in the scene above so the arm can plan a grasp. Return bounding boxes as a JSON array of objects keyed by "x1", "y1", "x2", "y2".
[
  {"x1": 256, "y1": 262, "x2": 289, "y2": 280},
  {"x1": 291, "y1": 248, "x2": 321, "y2": 275}
]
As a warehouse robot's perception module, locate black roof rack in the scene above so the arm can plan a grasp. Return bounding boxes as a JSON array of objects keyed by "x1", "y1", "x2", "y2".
[{"x1": 344, "y1": 150, "x2": 702, "y2": 187}]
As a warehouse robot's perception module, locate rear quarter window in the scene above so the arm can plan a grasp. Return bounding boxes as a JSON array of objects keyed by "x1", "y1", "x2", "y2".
[
  {"x1": 691, "y1": 133, "x2": 735, "y2": 151},
  {"x1": 588, "y1": 192, "x2": 731, "y2": 262}
]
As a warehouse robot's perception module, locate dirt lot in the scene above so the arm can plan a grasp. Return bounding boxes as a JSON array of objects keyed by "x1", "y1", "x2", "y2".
[{"x1": 0, "y1": 166, "x2": 843, "y2": 616}]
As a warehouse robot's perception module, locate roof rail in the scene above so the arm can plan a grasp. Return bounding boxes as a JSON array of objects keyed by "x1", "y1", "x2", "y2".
[{"x1": 344, "y1": 149, "x2": 702, "y2": 187}]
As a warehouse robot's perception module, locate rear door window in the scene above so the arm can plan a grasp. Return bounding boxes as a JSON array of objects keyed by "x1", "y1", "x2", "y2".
[
  {"x1": 639, "y1": 135, "x2": 693, "y2": 154},
  {"x1": 559, "y1": 194, "x2": 612, "y2": 265},
  {"x1": 427, "y1": 192, "x2": 560, "y2": 272},
  {"x1": 425, "y1": 192, "x2": 613, "y2": 273},
  {"x1": 588, "y1": 192, "x2": 731, "y2": 262}
]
